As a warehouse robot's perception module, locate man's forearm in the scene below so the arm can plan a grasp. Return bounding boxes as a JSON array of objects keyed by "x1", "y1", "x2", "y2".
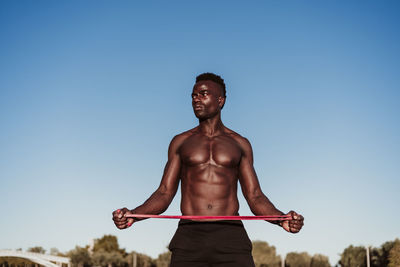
[
  {"x1": 130, "y1": 188, "x2": 175, "y2": 221},
  {"x1": 247, "y1": 193, "x2": 284, "y2": 225},
  {"x1": 249, "y1": 195, "x2": 284, "y2": 226}
]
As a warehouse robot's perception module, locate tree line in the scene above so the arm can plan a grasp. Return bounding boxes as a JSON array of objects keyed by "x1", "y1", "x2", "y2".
[{"x1": 1, "y1": 235, "x2": 399, "y2": 267}]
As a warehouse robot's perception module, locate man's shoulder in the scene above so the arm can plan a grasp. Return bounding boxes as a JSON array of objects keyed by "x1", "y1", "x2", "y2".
[
  {"x1": 170, "y1": 127, "x2": 198, "y2": 146},
  {"x1": 223, "y1": 127, "x2": 252, "y2": 149}
]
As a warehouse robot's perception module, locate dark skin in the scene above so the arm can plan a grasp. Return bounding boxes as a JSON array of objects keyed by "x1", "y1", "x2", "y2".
[{"x1": 113, "y1": 80, "x2": 304, "y2": 233}]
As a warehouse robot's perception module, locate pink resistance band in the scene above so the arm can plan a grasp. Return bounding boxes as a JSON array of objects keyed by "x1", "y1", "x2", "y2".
[{"x1": 124, "y1": 214, "x2": 292, "y2": 221}]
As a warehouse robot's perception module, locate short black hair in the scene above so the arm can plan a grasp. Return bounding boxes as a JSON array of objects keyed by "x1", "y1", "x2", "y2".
[{"x1": 196, "y1": 72, "x2": 226, "y2": 98}]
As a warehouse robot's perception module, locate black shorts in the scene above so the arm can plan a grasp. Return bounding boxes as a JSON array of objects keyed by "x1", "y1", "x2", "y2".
[{"x1": 168, "y1": 220, "x2": 255, "y2": 267}]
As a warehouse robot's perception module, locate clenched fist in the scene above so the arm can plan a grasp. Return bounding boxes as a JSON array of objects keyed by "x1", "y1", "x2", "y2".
[
  {"x1": 112, "y1": 208, "x2": 135, "y2": 230},
  {"x1": 281, "y1": 210, "x2": 304, "y2": 233}
]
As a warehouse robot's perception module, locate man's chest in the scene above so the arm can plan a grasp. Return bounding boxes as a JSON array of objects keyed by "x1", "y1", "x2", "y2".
[{"x1": 179, "y1": 134, "x2": 242, "y2": 167}]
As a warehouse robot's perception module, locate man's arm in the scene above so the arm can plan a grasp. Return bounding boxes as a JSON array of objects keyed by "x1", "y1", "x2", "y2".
[
  {"x1": 237, "y1": 137, "x2": 283, "y2": 216},
  {"x1": 237, "y1": 137, "x2": 304, "y2": 233},
  {"x1": 112, "y1": 134, "x2": 184, "y2": 230}
]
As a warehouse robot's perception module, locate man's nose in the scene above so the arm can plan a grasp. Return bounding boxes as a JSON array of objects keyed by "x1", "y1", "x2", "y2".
[{"x1": 192, "y1": 96, "x2": 200, "y2": 103}]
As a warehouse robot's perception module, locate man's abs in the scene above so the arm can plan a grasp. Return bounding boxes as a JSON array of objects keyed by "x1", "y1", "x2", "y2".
[{"x1": 179, "y1": 164, "x2": 240, "y2": 217}]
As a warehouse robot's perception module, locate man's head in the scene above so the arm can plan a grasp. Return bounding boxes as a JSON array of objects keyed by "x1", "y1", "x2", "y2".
[
  {"x1": 192, "y1": 72, "x2": 226, "y2": 120},
  {"x1": 196, "y1": 73, "x2": 226, "y2": 99}
]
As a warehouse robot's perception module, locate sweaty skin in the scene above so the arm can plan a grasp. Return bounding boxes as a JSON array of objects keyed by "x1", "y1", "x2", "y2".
[{"x1": 113, "y1": 80, "x2": 304, "y2": 233}]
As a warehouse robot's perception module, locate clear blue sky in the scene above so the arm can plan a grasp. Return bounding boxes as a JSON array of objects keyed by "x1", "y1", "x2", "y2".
[{"x1": 1, "y1": 1, "x2": 399, "y2": 265}]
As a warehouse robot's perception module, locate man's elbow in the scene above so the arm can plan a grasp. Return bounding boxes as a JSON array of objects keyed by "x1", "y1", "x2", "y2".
[
  {"x1": 245, "y1": 193, "x2": 261, "y2": 208},
  {"x1": 157, "y1": 185, "x2": 176, "y2": 203},
  {"x1": 245, "y1": 188, "x2": 264, "y2": 202}
]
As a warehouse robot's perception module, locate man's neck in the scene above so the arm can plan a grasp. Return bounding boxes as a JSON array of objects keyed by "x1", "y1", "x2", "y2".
[{"x1": 198, "y1": 114, "x2": 224, "y2": 136}]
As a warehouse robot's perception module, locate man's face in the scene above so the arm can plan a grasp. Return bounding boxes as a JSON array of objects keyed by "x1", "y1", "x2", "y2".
[{"x1": 191, "y1": 80, "x2": 225, "y2": 120}]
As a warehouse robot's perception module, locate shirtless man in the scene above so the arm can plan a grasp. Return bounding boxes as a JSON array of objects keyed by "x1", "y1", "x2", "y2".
[{"x1": 113, "y1": 73, "x2": 304, "y2": 267}]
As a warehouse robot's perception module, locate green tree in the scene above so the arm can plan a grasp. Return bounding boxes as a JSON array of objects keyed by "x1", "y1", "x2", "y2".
[
  {"x1": 377, "y1": 239, "x2": 399, "y2": 267},
  {"x1": 94, "y1": 235, "x2": 125, "y2": 254},
  {"x1": 310, "y1": 254, "x2": 330, "y2": 267},
  {"x1": 27, "y1": 246, "x2": 46, "y2": 254},
  {"x1": 0, "y1": 256, "x2": 35, "y2": 267},
  {"x1": 388, "y1": 239, "x2": 400, "y2": 267},
  {"x1": 339, "y1": 245, "x2": 366, "y2": 267},
  {"x1": 251, "y1": 241, "x2": 281, "y2": 267},
  {"x1": 155, "y1": 251, "x2": 171, "y2": 267},
  {"x1": 367, "y1": 241, "x2": 399, "y2": 267},
  {"x1": 285, "y1": 252, "x2": 312, "y2": 267},
  {"x1": 368, "y1": 246, "x2": 384, "y2": 267},
  {"x1": 91, "y1": 234, "x2": 128, "y2": 267},
  {"x1": 92, "y1": 250, "x2": 126, "y2": 267},
  {"x1": 68, "y1": 246, "x2": 92, "y2": 267}
]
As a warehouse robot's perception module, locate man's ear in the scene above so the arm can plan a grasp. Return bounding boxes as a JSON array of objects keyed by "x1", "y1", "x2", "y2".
[{"x1": 218, "y1": 96, "x2": 226, "y2": 109}]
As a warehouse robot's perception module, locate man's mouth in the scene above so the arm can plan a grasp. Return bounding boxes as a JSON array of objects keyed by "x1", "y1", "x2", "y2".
[{"x1": 193, "y1": 105, "x2": 203, "y2": 111}]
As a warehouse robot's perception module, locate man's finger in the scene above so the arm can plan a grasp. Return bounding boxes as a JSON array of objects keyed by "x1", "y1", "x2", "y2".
[
  {"x1": 289, "y1": 221, "x2": 303, "y2": 228},
  {"x1": 113, "y1": 217, "x2": 128, "y2": 224},
  {"x1": 112, "y1": 214, "x2": 127, "y2": 221},
  {"x1": 113, "y1": 208, "x2": 122, "y2": 214},
  {"x1": 114, "y1": 220, "x2": 128, "y2": 226},
  {"x1": 114, "y1": 218, "x2": 128, "y2": 224},
  {"x1": 127, "y1": 218, "x2": 134, "y2": 226},
  {"x1": 291, "y1": 224, "x2": 303, "y2": 229},
  {"x1": 112, "y1": 214, "x2": 123, "y2": 220},
  {"x1": 115, "y1": 223, "x2": 130, "y2": 230},
  {"x1": 289, "y1": 210, "x2": 299, "y2": 220},
  {"x1": 114, "y1": 223, "x2": 127, "y2": 229},
  {"x1": 112, "y1": 208, "x2": 125, "y2": 219},
  {"x1": 287, "y1": 210, "x2": 295, "y2": 219}
]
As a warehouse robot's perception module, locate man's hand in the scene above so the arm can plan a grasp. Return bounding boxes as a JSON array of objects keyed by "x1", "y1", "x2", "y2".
[
  {"x1": 281, "y1": 210, "x2": 304, "y2": 233},
  {"x1": 112, "y1": 208, "x2": 135, "y2": 230}
]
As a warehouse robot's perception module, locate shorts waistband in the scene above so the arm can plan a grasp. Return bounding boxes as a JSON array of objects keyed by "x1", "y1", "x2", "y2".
[{"x1": 178, "y1": 219, "x2": 244, "y2": 227}]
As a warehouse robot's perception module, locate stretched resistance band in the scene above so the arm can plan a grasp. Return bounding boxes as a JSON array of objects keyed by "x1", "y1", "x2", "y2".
[{"x1": 124, "y1": 214, "x2": 292, "y2": 221}]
